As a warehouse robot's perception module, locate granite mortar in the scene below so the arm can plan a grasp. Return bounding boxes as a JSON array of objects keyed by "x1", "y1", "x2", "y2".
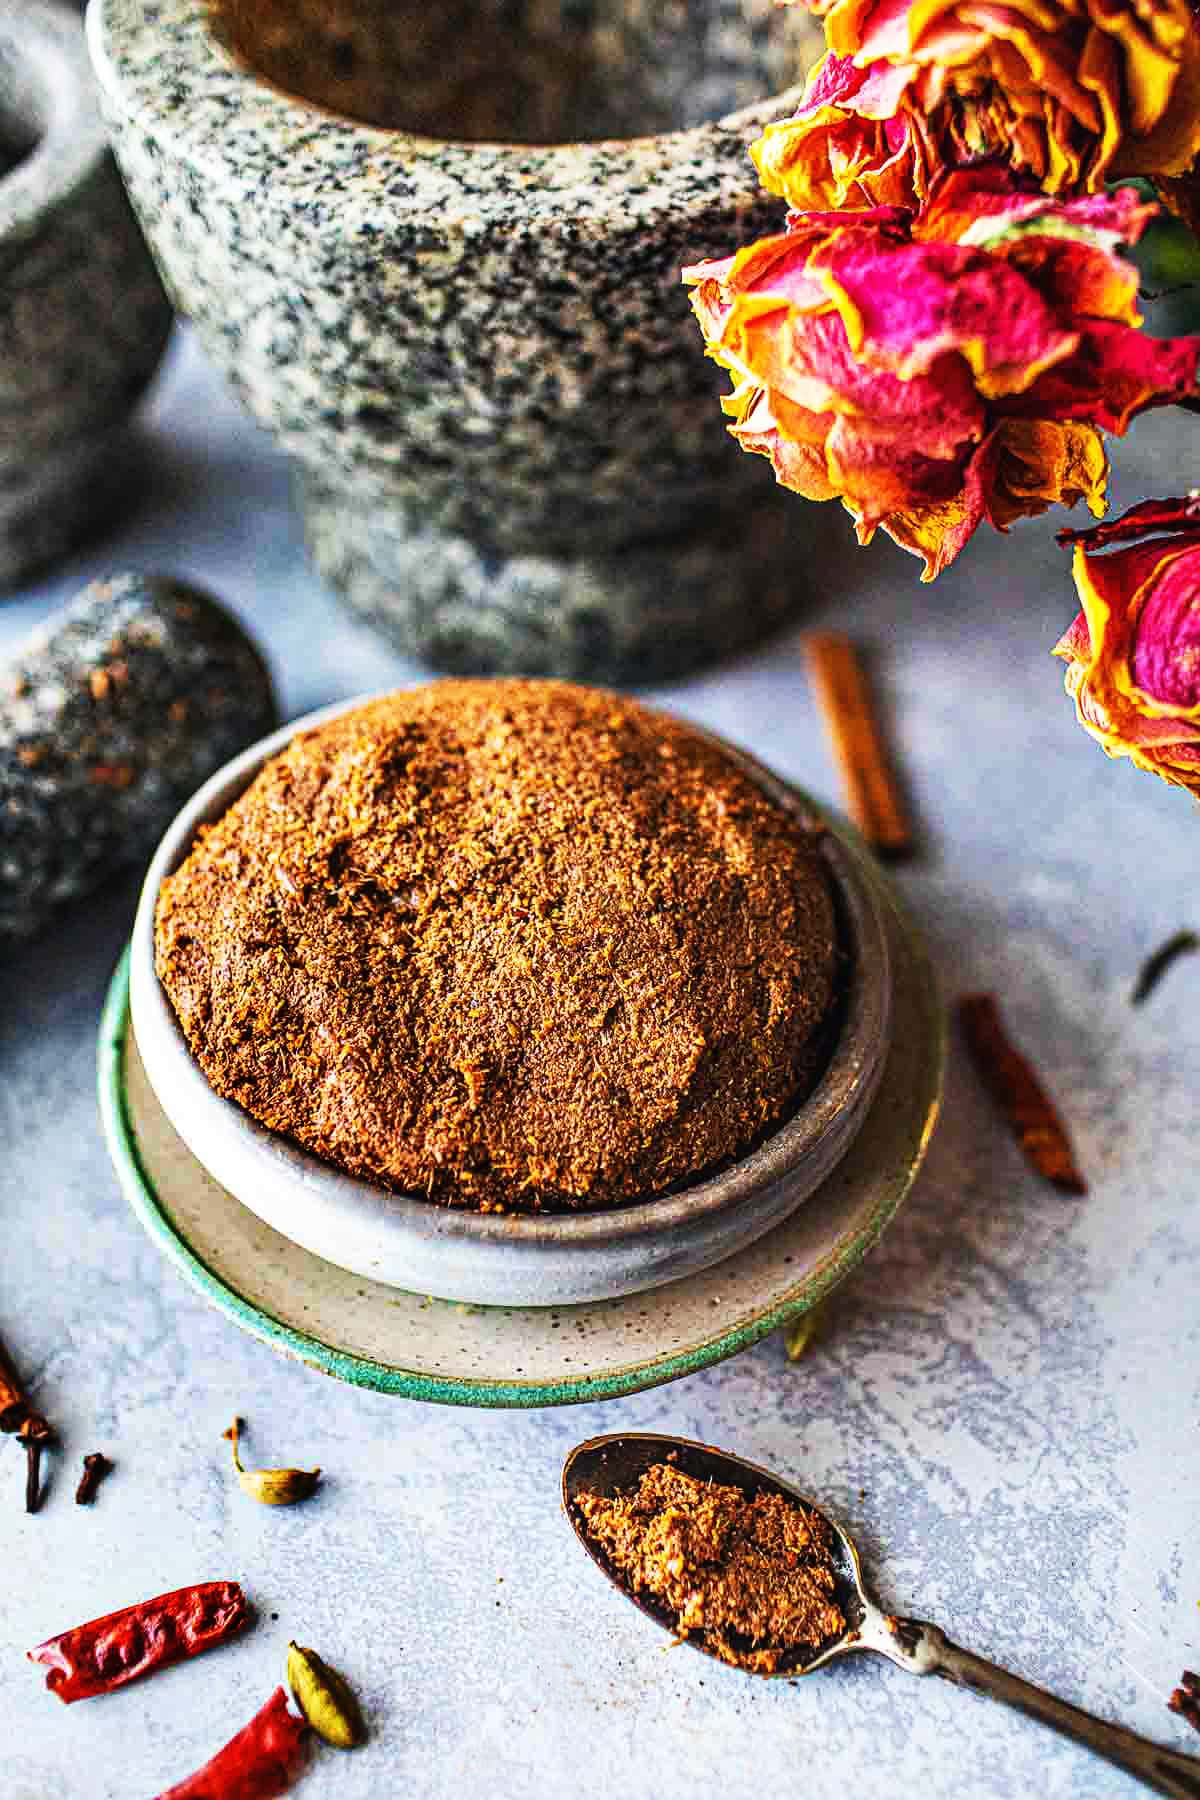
[
  {"x1": 0, "y1": 1, "x2": 172, "y2": 589},
  {"x1": 89, "y1": 0, "x2": 823, "y2": 679}
]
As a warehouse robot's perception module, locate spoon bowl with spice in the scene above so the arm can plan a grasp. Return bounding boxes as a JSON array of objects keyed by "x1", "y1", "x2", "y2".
[{"x1": 564, "y1": 1433, "x2": 1200, "y2": 1798}]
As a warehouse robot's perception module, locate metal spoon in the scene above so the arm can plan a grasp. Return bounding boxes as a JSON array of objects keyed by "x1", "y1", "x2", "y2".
[{"x1": 564, "y1": 1433, "x2": 1200, "y2": 1799}]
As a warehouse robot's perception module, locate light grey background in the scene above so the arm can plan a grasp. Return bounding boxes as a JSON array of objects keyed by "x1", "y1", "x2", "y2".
[{"x1": 1, "y1": 330, "x2": 1197, "y2": 1799}]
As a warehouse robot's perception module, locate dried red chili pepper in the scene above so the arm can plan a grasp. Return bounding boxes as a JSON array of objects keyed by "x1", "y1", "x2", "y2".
[
  {"x1": 154, "y1": 1687, "x2": 309, "y2": 1800},
  {"x1": 28, "y1": 1580, "x2": 250, "y2": 1702}
]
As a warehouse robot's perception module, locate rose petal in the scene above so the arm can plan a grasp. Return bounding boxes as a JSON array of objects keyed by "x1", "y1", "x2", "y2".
[{"x1": 1131, "y1": 547, "x2": 1200, "y2": 708}]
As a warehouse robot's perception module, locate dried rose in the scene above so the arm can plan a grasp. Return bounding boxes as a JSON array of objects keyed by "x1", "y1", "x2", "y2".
[
  {"x1": 758, "y1": 0, "x2": 1200, "y2": 213},
  {"x1": 752, "y1": 52, "x2": 937, "y2": 214},
  {"x1": 684, "y1": 172, "x2": 1200, "y2": 578},
  {"x1": 1054, "y1": 495, "x2": 1200, "y2": 795}
]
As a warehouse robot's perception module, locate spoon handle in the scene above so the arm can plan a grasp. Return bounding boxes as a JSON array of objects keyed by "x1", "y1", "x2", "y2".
[{"x1": 877, "y1": 1617, "x2": 1200, "y2": 1798}]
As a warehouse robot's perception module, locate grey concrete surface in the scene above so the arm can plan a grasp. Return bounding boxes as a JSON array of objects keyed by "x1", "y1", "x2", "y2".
[{"x1": 1, "y1": 330, "x2": 1197, "y2": 1799}]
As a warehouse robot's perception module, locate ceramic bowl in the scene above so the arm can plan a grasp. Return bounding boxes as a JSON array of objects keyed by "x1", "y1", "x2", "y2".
[
  {"x1": 87, "y1": 0, "x2": 823, "y2": 681},
  {"x1": 128, "y1": 696, "x2": 895, "y2": 1307},
  {"x1": 0, "y1": 0, "x2": 171, "y2": 588}
]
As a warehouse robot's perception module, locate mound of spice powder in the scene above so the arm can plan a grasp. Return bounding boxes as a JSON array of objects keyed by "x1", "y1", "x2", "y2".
[
  {"x1": 155, "y1": 680, "x2": 839, "y2": 1213},
  {"x1": 575, "y1": 1463, "x2": 845, "y2": 1672}
]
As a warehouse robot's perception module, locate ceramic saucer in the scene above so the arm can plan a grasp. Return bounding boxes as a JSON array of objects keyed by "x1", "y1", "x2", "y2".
[{"x1": 98, "y1": 851, "x2": 942, "y2": 1405}]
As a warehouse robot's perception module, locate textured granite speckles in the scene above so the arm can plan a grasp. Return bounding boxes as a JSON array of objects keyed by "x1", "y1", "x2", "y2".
[
  {"x1": 0, "y1": 2, "x2": 172, "y2": 588},
  {"x1": 0, "y1": 571, "x2": 276, "y2": 940},
  {"x1": 89, "y1": 0, "x2": 821, "y2": 677},
  {"x1": 301, "y1": 467, "x2": 810, "y2": 679}
]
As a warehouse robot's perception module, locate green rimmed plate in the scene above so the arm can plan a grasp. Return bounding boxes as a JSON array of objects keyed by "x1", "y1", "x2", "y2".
[{"x1": 97, "y1": 852, "x2": 942, "y2": 1407}]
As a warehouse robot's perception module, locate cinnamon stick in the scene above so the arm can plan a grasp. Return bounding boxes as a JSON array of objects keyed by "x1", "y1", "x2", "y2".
[
  {"x1": 803, "y1": 633, "x2": 913, "y2": 857},
  {"x1": 0, "y1": 1330, "x2": 54, "y2": 1514},
  {"x1": 959, "y1": 993, "x2": 1087, "y2": 1194}
]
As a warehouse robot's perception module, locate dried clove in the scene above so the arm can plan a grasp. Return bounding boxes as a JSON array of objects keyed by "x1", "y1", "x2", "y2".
[
  {"x1": 24, "y1": 1435, "x2": 46, "y2": 1514},
  {"x1": 0, "y1": 1330, "x2": 53, "y2": 1515},
  {"x1": 1169, "y1": 1671, "x2": 1200, "y2": 1735},
  {"x1": 224, "y1": 1418, "x2": 321, "y2": 1507},
  {"x1": 75, "y1": 1453, "x2": 114, "y2": 1505}
]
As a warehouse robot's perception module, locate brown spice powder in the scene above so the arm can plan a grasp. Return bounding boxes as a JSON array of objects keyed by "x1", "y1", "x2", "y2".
[
  {"x1": 575, "y1": 1463, "x2": 846, "y2": 1672},
  {"x1": 155, "y1": 680, "x2": 839, "y2": 1213}
]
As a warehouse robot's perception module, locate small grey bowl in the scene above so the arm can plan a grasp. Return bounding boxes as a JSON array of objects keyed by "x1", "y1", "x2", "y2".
[
  {"x1": 0, "y1": 0, "x2": 171, "y2": 589},
  {"x1": 129, "y1": 698, "x2": 894, "y2": 1307}
]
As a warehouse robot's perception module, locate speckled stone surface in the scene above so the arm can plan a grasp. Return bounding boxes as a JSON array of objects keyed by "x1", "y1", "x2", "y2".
[
  {"x1": 0, "y1": 572, "x2": 277, "y2": 941},
  {"x1": 2, "y1": 332, "x2": 1200, "y2": 1799},
  {"x1": 88, "y1": 0, "x2": 824, "y2": 678},
  {"x1": 299, "y1": 467, "x2": 807, "y2": 679},
  {"x1": 0, "y1": 2, "x2": 171, "y2": 589}
]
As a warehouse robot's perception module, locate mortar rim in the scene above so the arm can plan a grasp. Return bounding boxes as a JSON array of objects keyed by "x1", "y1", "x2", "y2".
[
  {"x1": 0, "y1": 1, "x2": 108, "y2": 246},
  {"x1": 88, "y1": 0, "x2": 809, "y2": 227}
]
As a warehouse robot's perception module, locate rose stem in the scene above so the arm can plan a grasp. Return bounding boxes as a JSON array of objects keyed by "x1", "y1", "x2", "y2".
[
  {"x1": 803, "y1": 633, "x2": 914, "y2": 858},
  {"x1": 1131, "y1": 930, "x2": 1199, "y2": 1005}
]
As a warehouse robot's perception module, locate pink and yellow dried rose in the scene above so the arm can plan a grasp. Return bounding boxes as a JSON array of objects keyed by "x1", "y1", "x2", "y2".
[
  {"x1": 756, "y1": 0, "x2": 1200, "y2": 213},
  {"x1": 684, "y1": 172, "x2": 1200, "y2": 578},
  {"x1": 1055, "y1": 496, "x2": 1200, "y2": 794}
]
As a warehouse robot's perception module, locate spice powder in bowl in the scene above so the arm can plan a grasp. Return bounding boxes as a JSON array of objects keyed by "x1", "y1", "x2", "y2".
[
  {"x1": 154, "y1": 680, "x2": 840, "y2": 1215},
  {"x1": 575, "y1": 1463, "x2": 846, "y2": 1672}
]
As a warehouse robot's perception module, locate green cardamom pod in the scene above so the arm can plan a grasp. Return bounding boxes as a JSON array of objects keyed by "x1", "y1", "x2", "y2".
[
  {"x1": 782, "y1": 1300, "x2": 830, "y2": 1363},
  {"x1": 223, "y1": 1417, "x2": 321, "y2": 1506},
  {"x1": 287, "y1": 1642, "x2": 367, "y2": 1748}
]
